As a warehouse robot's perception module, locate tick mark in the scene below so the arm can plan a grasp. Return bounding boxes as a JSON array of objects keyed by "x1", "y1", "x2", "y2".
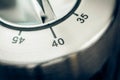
[
  {"x1": 18, "y1": 31, "x2": 22, "y2": 36},
  {"x1": 50, "y1": 27, "x2": 57, "y2": 39},
  {"x1": 73, "y1": 13, "x2": 79, "y2": 16}
]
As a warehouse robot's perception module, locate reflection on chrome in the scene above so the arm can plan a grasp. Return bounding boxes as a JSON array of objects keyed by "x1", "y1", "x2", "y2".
[{"x1": 0, "y1": 0, "x2": 76, "y2": 26}]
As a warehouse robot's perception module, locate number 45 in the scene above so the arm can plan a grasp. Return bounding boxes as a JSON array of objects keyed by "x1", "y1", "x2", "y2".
[{"x1": 12, "y1": 36, "x2": 25, "y2": 44}]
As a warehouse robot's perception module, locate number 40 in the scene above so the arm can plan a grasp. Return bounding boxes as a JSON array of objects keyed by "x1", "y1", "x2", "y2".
[{"x1": 52, "y1": 38, "x2": 65, "y2": 47}]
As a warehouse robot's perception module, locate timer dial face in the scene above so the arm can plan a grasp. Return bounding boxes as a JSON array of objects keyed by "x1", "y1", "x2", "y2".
[{"x1": 0, "y1": 0, "x2": 116, "y2": 65}]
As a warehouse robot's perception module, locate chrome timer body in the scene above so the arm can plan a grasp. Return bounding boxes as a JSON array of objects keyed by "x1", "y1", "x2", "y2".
[{"x1": 0, "y1": 0, "x2": 120, "y2": 80}]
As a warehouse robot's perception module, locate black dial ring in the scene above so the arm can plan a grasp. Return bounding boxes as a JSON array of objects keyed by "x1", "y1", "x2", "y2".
[{"x1": 0, "y1": 0, "x2": 81, "y2": 31}]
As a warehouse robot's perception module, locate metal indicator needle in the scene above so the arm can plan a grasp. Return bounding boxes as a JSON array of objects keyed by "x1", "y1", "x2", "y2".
[
  {"x1": 33, "y1": 0, "x2": 56, "y2": 23},
  {"x1": 37, "y1": 0, "x2": 56, "y2": 22}
]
